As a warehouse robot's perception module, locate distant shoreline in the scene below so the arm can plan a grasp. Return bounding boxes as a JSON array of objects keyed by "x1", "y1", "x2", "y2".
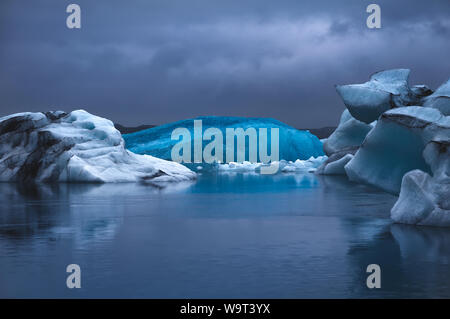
[{"x1": 115, "y1": 123, "x2": 336, "y2": 139}]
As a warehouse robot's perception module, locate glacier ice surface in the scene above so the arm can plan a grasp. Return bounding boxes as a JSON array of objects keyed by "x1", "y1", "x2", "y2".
[{"x1": 0, "y1": 110, "x2": 195, "y2": 183}]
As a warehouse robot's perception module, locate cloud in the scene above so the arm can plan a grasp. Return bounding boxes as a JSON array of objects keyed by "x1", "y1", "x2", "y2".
[{"x1": 0, "y1": 0, "x2": 449, "y2": 127}]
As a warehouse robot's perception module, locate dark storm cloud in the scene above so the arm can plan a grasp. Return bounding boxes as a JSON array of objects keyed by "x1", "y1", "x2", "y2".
[{"x1": 0, "y1": 0, "x2": 449, "y2": 127}]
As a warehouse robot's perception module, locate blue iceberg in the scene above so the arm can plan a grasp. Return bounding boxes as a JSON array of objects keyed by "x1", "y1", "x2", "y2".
[{"x1": 123, "y1": 116, "x2": 324, "y2": 164}]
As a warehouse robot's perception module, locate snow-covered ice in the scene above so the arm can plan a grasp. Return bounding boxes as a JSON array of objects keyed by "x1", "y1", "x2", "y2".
[{"x1": 0, "y1": 110, "x2": 196, "y2": 183}]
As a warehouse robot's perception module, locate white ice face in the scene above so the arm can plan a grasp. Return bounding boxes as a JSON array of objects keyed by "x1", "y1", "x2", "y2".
[{"x1": 0, "y1": 110, "x2": 196, "y2": 183}]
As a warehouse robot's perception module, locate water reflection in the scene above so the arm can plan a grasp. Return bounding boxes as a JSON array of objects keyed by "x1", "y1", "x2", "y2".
[
  {"x1": 0, "y1": 175, "x2": 449, "y2": 298},
  {"x1": 391, "y1": 224, "x2": 450, "y2": 263}
]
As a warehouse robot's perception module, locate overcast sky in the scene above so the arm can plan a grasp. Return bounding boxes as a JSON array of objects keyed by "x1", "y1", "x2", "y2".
[{"x1": 0, "y1": 0, "x2": 449, "y2": 127}]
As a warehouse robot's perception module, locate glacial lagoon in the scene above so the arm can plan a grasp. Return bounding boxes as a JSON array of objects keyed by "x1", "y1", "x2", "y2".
[{"x1": 1, "y1": 172, "x2": 449, "y2": 298}]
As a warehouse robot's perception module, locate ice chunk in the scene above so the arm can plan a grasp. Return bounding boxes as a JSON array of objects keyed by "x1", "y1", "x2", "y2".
[
  {"x1": 280, "y1": 156, "x2": 327, "y2": 173},
  {"x1": 344, "y1": 106, "x2": 450, "y2": 194},
  {"x1": 336, "y1": 85, "x2": 392, "y2": 123},
  {"x1": 323, "y1": 109, "x2": 373, "y2": 155},
  {"x1": 336, "y1": 69, "x2": 419, "y2": 123},
  {"x1": 319, "y1": 110, "x2": 371, "y2": 175},
  {"x1": 423, "y1": 78, "x2": 450, "y2": 115},
  {"x1": 124, "y1": 116, "x2": 324, "y2": 163},
  {"x1": 391, "y1": 140, "x2": 450, "y2": 227},
  {"x1": 0, "y1": 110, "x2": 195, "y2": 183},
  {"x1": 217, "y1": 156, "x2": 327, "y2": 174},
  {"x1": 316, "y1": 153, "x2": 354, "y2": 175},
  {"x1": 410, "y1": 84, "x2": 433, "y2": 98}
]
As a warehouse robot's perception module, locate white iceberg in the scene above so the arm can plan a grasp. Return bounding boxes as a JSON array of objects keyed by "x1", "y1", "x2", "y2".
[
  {"x1": 336, "y1": 69, "x2": 420, "y2": 123},
  {"x1": 0, "y1": 110, "x2": 196, "y2": 183},
  {"x1": 344, "y1": 106, "x2": 450, "y2": 194}
]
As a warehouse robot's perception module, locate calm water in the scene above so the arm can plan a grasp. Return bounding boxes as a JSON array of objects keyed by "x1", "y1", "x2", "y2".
[{"x1": 1, "y1": 173, "x2": 449, "y2": 298}]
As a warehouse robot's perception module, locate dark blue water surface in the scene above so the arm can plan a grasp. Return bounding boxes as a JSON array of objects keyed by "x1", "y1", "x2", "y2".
[{"x1": 1, "y1": 173, "x2": 449, "y2": 298}]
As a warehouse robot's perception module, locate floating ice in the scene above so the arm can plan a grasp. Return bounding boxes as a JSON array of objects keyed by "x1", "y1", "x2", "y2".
[
  {"x1": 328, "y1": 69, "x2": 450, "y2": 226},
  {"x1": 0, "y1": 110, "x2": 195, "y2": 183},
  {"x1": 217, "y1": 156, "x2": 327, "y2": 174}
]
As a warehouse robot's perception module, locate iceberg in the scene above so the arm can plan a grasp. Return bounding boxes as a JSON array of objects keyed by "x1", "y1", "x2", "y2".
[
  {"x1": 0, "y1": 110, "x2": 195, "y2": 183},
  {"x1": 344, "y1": 106, "x2": 449, "y2": 194},
  {"x1": 124, "y1": 116, "x2": 325, "y2": 163},
  {"x1": 336, "y1": 69, "x2": 421, "y2": 123},
  {"x1": 324, "y1": 68, "x2": 449, "y2": 226}
]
